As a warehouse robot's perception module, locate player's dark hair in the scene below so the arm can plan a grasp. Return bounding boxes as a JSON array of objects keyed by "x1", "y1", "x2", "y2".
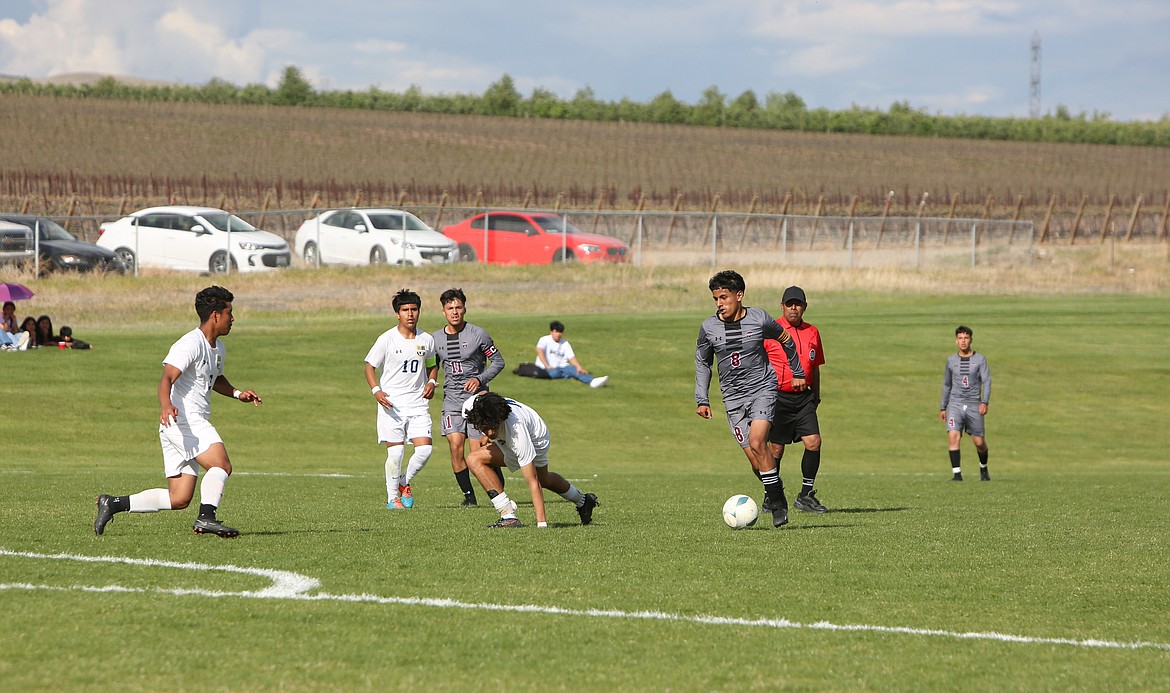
[
  {"x1": 466, "y1": 392, "x2": 513, "y2": 432},
  {"x1": 956, "y1": 325, "x2": 973, "y2": 337},
  {"x1": 195, "y1": 286, "x2": 234, "y2": 322},
  {"x1": 392, "y1": 289, "x2": 422, "y2": 312},
  {"x1": 3, "y1": 301, "x2": 15, "y2": 311},
  {"x1": 439, "y1": 288, "x2": 466, "y2": 306},
  {"x1": 549, "y1": 320, "x2": 565, "y2": 332},
  {"x1": 709, "y1": 270, "x2": 746, "y2": 294}
]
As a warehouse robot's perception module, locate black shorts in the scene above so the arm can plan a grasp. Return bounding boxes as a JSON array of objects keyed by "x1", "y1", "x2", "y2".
[{"x1": 768, "y1": 390, "x2": 820, "y2": 445}]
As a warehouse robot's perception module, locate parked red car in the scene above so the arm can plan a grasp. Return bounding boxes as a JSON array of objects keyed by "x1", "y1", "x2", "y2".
[{"x1": 442, "y1": 211, "x2": 629, "y2": 265}]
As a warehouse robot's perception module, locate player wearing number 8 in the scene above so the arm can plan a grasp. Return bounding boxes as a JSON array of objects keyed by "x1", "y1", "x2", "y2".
[
  {"x1": 695, "y1": 270, "x2": 805, "y2": 528},
  {"x1": 365, "y1": 289, "x2": 439, "y2": 509}
]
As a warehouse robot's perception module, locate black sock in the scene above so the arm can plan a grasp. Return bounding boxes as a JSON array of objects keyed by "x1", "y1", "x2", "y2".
[
  {"x1": 978, "y1": 449, "x2": 989, "y2": 466},
  {"x1": 486, "y1": 489, "x2": 499, "y2": 500},
  {"x1": 110, "y1": 495, "x2": 131, "y2": 513},
  {"x1": 759, "y1": 469, "x2": 785, "y2": 504},
  {"x1": 494, "y1": 466, "x2": 505, "y2": 488},
  {"x1": 455, "y1": 468, "x2": 475, "y2": 499},
  {"x1": 800, "y1": 449, "x2": 821, "y2": 495},
  {"x1": 198, "y1": 504, "x2": 217, "y2": 520},
  {"x1": 949, "y1": 449, "x2": 961, "y2": 471}
]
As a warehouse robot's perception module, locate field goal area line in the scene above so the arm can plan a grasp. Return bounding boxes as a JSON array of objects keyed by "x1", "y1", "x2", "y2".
[{"x1": 3, "y1": 549, "x2": 1167, "y2": 653}]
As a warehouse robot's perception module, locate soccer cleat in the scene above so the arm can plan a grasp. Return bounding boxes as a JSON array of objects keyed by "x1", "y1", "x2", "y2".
[
  {"x1": 793, "y1": 490, "x2": 828, "y2": 514},
  {"x1": 980, "y1": 468, "x2": 990, "y2": 481},
  {"x1": 951, "y1": 473, "x2": 964, "y2": 481},
  {"x1": 192, "y1": 517, "x2": 239, "y2": 538},
  {"x1": 761, "y1": 495, "x2": 788, "y2": 528},
  {"x1": 387, "y1": 497, "x2": 406, "y2": 510},
  {"x1": 94, "y1": 494, "x2": 115, "y2": 536},
  {"x1": 589, "y1": 375, "x2": 609, "y2": 389},
  {"x1": 576, "y1": 493, "x2": 599, "y2": 525},
  {"x1": 488, "y1": 517, "x2": 525, "y2": 528},
  {"x1": 461, "y1": 496, "x2": 478, "y2": 507},
  {"x1": 399, "y1": 484, "x2": 414, "y2": 508}
]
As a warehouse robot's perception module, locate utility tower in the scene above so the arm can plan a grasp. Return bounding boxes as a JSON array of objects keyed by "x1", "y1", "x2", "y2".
[{"x1": 1030, "y1": 31, "x2": 1041, "y2": 118}]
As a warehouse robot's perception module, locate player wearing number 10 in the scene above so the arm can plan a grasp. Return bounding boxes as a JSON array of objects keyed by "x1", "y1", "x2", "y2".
[
  {"x1": 364, "y1": 289, "x2": 439, "y2": 509},
  {"x1": 695, "y1": 270, "x2": 806, "y2": 528}
]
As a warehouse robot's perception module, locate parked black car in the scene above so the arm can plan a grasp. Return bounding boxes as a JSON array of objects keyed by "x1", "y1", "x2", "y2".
[{"x1": 0, "y1": 215, "x2": 127, "y2": 273}]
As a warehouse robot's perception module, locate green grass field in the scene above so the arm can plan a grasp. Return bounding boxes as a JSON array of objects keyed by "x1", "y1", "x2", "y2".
[{"x1": 2, "y1": 281, "x2": 1169, "y2": 690}]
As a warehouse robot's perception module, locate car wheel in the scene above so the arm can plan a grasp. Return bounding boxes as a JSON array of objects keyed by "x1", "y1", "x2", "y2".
[
  {"x1": 303, "y1": 242, "x2": 319, "y2": 267},
  {"x1": 210, "y1": 251, "x2": 237, "y2": 274},
  {"x1": 115, "y1": 248, "x2": 136, "y2": 273},
  {"x1": 552, "y1": 249, "x2": 577, "y2": 263},
  {"x1": 457, "y1": 244, "x2": 477, "y2": 262},
  {"x1": 370, "y1": 246, "x2": 387, "y2": 265}
]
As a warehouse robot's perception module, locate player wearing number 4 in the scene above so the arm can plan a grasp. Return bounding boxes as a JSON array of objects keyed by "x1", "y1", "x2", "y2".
[
  {"x1": 365, "y1": 289, "x2": 439, "y2": 509},
  {"x1": 695, "y1": 270, "x2": 805, "y2": 528},
  {"x1": 94, "y1": 286, "x2": 261, "y2": 538},
  {"x1": 940, "y1": 325, "x2": 991, "y2": 481}
]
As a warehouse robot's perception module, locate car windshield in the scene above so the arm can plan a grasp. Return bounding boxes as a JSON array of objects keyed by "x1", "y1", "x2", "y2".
[
  {"x1": 367, "y1": 213, "x2": 430, "y2": 231},
  {"x1": 2, "y1": 218, "x2": 75, "y2": 241},
  {"x1": 532, "y1": 215, "x2": 586, "y2": 235},
  {"x1": 199, "y1": 212, "x2": 259, "y2": 232}
]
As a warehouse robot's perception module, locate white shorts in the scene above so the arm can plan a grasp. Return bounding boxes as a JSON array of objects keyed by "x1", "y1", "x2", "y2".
[
  {"x1": 377, "y1": 406, "x2": 432, "y2": 443},
  {"x1": 159, "y1": 416, "x2": 222, "y2": 477},
  {"x1": 499, "y1": 444, "x2": 550, "y2": 473}
]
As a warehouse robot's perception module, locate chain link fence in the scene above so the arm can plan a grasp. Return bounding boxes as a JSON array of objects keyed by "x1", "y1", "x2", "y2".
[{"x1": 6, "y1": 206, "x2": 1039, "y2": 275}]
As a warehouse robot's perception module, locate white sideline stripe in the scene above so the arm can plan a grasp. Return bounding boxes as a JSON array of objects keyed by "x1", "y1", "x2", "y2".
[
  {"x1": 236, "y1": 472, "x2": 359, "y2": 478},
  {"x1": 3, "y1": 549, "x2": 1167, "y2": 652}
]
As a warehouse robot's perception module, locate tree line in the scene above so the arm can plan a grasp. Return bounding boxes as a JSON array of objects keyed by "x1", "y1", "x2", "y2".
[{"x1": 2, "y1": 66, "x2": 1167, "y2": 147}]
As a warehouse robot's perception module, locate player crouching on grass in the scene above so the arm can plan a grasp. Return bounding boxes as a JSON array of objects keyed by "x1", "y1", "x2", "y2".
[
  {"x1": 463, "y1": 392, "x2": 598, "y2": 528},
  {"x1": 94, "y1": 286, "x2": 262, "y2": 538}
]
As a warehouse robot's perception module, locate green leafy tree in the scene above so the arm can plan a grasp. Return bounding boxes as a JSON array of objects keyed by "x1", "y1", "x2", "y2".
[
  {"x1": 481, "y1": 74, "x2": 521, "y2": 116},
  {"x1": 275, "y1": 66, "x2": 314, "y2": 106}
]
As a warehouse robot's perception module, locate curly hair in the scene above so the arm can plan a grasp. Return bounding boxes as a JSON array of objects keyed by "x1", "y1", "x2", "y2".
[
  {"x1": 465, "y1": 392, "x2": 513, "y2": 433},
  {"x1": 708, "y1": 269, "x2": 745, "y2": 293},
  {"x1": 195, "y1": 286, "x2": 234, "y2": 322}
]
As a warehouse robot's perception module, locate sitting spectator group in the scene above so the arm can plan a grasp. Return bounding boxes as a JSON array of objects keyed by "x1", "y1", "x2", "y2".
[{"x1": 1, "y1": 301, "x2": 91, "y2": 351}]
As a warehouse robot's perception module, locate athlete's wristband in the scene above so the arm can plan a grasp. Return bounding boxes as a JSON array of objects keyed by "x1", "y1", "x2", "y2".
[
  {"x1": 371, "y1": 386, "x2": 381, "y2": 395},
  {"x1": 232, "y1": 389, "x2": 242, "y2": 399},
  {"x1": 427, "y1": 378, "x2": 437, "y2": 386}
]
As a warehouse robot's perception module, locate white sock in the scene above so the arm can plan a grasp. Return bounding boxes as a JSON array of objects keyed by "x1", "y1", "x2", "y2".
[
  {"x1": 128, "y1": 488, "x2": 172, "y2": 513},
  {"x1": 559, "y1": 483, "x2": 584, "y2": 507},
  {"x1": 199, "y1": 467, "x2": 229, "y2": 508},
  {"x1": 402, "y1": 445, "x2": 432, "y2": 485},
  {"x1": 491, "y1": 492, "x2": 516, "y2": 518},
  {"x1": 385, "y1": 446, "x2": 405, "y2": 501},
  {"x1": 952, "y1": 466, "x2": 962, "y2": 474}
]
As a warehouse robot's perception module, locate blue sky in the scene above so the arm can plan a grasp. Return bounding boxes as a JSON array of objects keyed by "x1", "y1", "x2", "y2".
[{"x1": 1, "y1": 0, "x2": 1167, "y2": 121}]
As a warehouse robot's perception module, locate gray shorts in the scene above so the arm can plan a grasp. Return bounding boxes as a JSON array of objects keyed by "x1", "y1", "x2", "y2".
[
  {"x1": 945, "y1": 404, "x2": 985, "y2": 437},
  {"x1": 724, "y1": 391, "x2": 778, "y2": 449},
  {"x1": 440, "y1": 410, "x2": 484, "y2": 439}
]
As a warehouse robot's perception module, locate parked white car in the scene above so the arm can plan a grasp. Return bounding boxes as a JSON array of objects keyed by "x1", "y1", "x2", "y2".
[
  {"x1": 97, "y1": 206, "x2": 291, "y2": 274},
  {"x1": 294, "y1": 208, "x2": 459, "y2": 266}
]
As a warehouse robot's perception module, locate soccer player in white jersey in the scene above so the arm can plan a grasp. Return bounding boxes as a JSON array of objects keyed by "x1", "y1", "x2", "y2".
[
  {"x1": 364, "y1": 289, "x2": 439, "y2": 509},
  {"x1": 463, "y1": 392, "x2": 598, "y2": 528},
  {"x1": 94, "y1": 286, "x2": 262, "y2": 538}
]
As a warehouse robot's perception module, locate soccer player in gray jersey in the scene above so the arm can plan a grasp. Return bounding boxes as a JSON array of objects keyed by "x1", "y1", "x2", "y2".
[
  {"x1": 939, "y1": 325, "x2": 992, "y2": 481},
  {"x1": 433, "y1": 288, "x2": 507, "y2": 506},
  {"x1": 696, "y1": 270, "x2": 806, "y2": 527}
]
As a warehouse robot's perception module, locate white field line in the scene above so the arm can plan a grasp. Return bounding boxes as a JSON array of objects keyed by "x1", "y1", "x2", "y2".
[{"x1": 2, "y1": 549, "x2": 1167, "y2": 652}]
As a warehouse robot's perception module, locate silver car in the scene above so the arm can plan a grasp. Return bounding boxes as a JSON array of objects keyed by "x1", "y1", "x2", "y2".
[{"x1": 295, "y1": 208, "x2": 459, "y2": 266}]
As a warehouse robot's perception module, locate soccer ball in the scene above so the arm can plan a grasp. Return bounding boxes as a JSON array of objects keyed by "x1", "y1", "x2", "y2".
[{"x1": 722, "y1": 494, "x2": 759, "y2": 529}]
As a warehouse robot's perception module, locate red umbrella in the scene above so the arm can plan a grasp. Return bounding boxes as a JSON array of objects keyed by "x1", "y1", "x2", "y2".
[{"x1": 0, "y1": 282, "x2": 35, "y2": 302}]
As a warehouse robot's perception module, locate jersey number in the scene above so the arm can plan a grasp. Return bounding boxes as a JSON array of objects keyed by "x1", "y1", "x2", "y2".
[
  {"x1": 401, "y1": 361, "x2": 420, "y2": 374},
  {"x1": 961, "y1": 375, "x2": 970, "y2": 387},
  {"x1": 449, "y1": 361, "x2": 465, "y2": 374},
  {"x1": 733, "y1": 425, "x2": 745, "y2": 444},
  {"x1": 730, "y1": 351, "x2": 741, "y2": 368}
]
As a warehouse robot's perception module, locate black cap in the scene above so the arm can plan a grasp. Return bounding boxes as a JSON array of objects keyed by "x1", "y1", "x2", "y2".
[{"x1": 782, "y1": 286, "x2": 807, "y2": 305}]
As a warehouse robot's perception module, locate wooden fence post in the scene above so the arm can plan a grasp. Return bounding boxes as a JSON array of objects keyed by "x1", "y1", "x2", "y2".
[
  {"x1": 943, "y1": 193, "x2": 959, "y2": 243},
  {"x1": 1009, "y1": 194, "x2": 1025, "y2": 243},
  {"x1": 432, "y1": 191, "x2": 449, "y2": 230},
  {"x1": 773, "y1": 193, "x2": 792, "y2": 251},
  {"x1": 397, "y1": 190, "x2": 408, "y2": 207},
  {"x1": 1125, "y1": 195, "x2": 1142, "y2": 241},
  {"x1": 663, "y1": 193, "x2": 684, "y2": 245},
  {"x1": 698, "y1": 195, "x2": 721, "y2": 246},
  {"x1": 630, "y1": 194, "x2": 646, "y2": 246},
  {"x1": 1160, "y1": 194, "x2": 1170, "y2": 241},
  {"x1": 873, "y1": 191, "x2": 893, "y2": 249},
  {"x1": 308, "y1": 192, "x2": 321, "y2": 210},
  {"x1": 258, "y1": 191, "x2": 272, "y2": 228},
  {"x1": 1070, "y1": 195, "x2": 1087, "y2": 245},
  {"x1": 737, "y1": 194, "x2": 759, "y2": 250},
  {"x1": 1038, "y1": 195, "x2": 1056, "y2": 243},
  {"x1": 808, "y1": 194, "x2": 825, "y2": 249},
  {"x1": 1098, "y1": 194, "x2": 1115, "y2": 243},
  {"x1": 591, "y1": 191, "x2": 605, "y2": 233}
]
